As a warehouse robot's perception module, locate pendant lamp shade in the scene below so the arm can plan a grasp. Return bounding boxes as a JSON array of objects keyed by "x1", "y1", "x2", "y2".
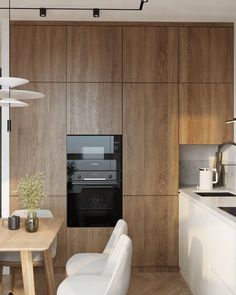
[
  {"x1": 225, "y1": 118, "x2": 236, "y2": 124},
  {"x1": 0, "y1": 90, "x2": 44, "y2": 100},
  {"x1": 0, "y1": 98, "x2": 29, "y2": 107},
  {"x1": 0, "y1": 77, "x2": 29, "y2": 88}
]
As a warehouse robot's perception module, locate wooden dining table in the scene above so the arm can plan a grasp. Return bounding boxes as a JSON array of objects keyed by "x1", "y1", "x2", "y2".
[{"x1": 0, "y1": 217, "x2": 63, "y2": 295}]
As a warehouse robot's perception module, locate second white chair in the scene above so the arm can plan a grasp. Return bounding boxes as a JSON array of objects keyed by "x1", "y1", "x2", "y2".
[
  {"x1": 58, "y1": 234, "x2": 132, "y2": 295},
  {"x1": 66, "y1": 219, "x2": 128, "y2": 276}
]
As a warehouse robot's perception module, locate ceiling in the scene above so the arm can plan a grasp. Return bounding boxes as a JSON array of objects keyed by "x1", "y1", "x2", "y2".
[{"x1": 0, "y1": 0, "x2": 235, "y2": 22}]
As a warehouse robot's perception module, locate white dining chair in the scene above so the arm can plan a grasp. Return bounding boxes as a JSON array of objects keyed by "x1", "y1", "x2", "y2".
[
  {"x1": 66, "y1": 219, "x2": 128, "y2": 276},
  {"x1": 57, "y1": 234, "x2": 132, "y2": 295}
]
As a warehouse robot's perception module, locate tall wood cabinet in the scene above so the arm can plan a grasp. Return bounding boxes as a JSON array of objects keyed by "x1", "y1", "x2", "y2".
[
  {"x1": 11, "y1": 26, "x2": 67, "y2": 82},
  {"x1": 179, "y1": 27, "x2": 233, "y2": 83},
  {"x1": 10, "y1": 22, "x2": 233, "y2": 268},
  {"x1": 67, "y1": 83, "x2": 122, "y2": 134},
  {"x1": 10, "y1": 83, "x2": 67, "y2": 196},
  {"x1": 179, "y1": 26, "x2": 234, "y2": 144},
  {"x1": 67, "y1": 26, "x2": 122, "y2": 82},
  {"x1": 123, "y1": 26, "x2": 179, "y2": 266},
  {"x1": 123, "y1": 83, "x2": 178, "y2": 196},
  {"x1": 179, "y1": 84, "x2": 233, "y2": 144},
  {"x1": 124, "y1": 195, "x2": 178, "y2": 267}
]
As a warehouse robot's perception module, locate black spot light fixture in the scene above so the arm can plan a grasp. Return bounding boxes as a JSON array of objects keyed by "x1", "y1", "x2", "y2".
[
  {"x1": 39, "y1": 7, "x2": 47, "y2": 17},
  {"x1": 1, "y1": 0, "x2": 149, "y2": 18},
  {"x1": 93, "y1": 8, "x2": 100, "y2": 18}
]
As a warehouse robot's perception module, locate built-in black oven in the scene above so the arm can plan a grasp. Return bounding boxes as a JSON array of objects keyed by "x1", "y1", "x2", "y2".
[{"x1": 67, "y1": 135, "x2": 122, "y2": 227}]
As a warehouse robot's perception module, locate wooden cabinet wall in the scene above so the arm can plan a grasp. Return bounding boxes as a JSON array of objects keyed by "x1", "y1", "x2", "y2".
[
  {"x1": 67, "y1": 83, "x2": 122, "y2": 134},
  {"x1": 10, "y1": 83, "x2": 67, "y2": 196},
  {"x1": 123, "y1": 83, "x2": 178, "y2": 196},
  {"x1": 10, "y1": 22, "x2": 233, "y2": 269},
  {"x1": 179, "y1": 84, "x2": 233, "y2": 144},
  {"x1": 67, "y1": 26, "x2": 122, "y2": 82},
  {"x1": 124, "y1": 195, "x2": 178, "y2": 266},
  {"x1": 178, "y1": 26, "x2": 234, "y2": 143},
  {"x1": 123, "y1": 27, "x2": 178, "y2": 82},
  {"x1": 11, "y1": 26, "x2": 67, "y2": 82},
  {"x1": 179, "y1": 27, "x2": 233, "y2": 83}
]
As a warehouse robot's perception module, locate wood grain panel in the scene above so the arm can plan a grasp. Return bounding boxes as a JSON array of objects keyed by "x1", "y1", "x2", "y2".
[
  {"x1": 67, "y1": 228, "x2": 113, "y2": 259},
  {"x1": 123, "y1": 27, "x2": 178, "y2": 82},
  {"x1": 123, "y1": 195, "x2": 179, "y2": 267},
  {"x1": 67, "y1": 83, "x2": 122, "y2": 134},
  {"x1": 179, "y1": 27, "x2": 233, "y2": 82},
  {"x1": 10, "y1": 196, "x2": 67, "y2": 268},
  {"x1": 11, "y1": 26, "x2": 66, "y2": 82},
  {"x1": 67, "y1": 26, "x2": 122, "y2": 82},
  {"x1": 123, "y1": 83, "x2": 178, "y2": 196},
  {"x1": 179, "y1": 83, "x2": 233, "y2": 144},
  {"x1": 10, "y1": 83, "x2": 67, "y2": 195}
]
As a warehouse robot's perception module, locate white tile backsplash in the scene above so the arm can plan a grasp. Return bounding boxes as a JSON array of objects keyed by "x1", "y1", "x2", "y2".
[
  {"x1": 180, "y1": 145, "x2": 218, "y2": 186},
  {"x1": 180, "y1": 144, "x2": 236, "y2": 188}
]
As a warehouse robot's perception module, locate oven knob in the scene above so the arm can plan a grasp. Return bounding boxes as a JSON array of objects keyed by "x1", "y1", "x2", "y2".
[{"x1": 108, "y1": 174, "x2": 113, "y2": 179}]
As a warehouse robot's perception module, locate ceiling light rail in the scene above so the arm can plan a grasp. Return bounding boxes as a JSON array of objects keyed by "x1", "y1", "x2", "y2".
[{"x1": 0, "y1": 0, "x2": 149, "y2": 18}]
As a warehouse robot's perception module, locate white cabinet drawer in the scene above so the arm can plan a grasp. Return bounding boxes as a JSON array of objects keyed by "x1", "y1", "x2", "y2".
[{"x1": 208, "y1": 213, "x2": 236, "y2": 294}]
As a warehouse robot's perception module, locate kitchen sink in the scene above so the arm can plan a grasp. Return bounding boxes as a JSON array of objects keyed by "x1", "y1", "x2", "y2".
[{"x1": 195, "y1": 192, "x2": 236, "y2": 197}]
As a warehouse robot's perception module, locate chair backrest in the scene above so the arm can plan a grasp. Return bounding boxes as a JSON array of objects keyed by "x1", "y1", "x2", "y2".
[
  {"x1": 12, "y1": 209, "x2": 53, "y2": 218},
  {"x1": 103, "y1": 219, "x2": 128, "y2": 255},
  {"x1": 103, "y1": 235, "x2": 132, "y2": 295}
]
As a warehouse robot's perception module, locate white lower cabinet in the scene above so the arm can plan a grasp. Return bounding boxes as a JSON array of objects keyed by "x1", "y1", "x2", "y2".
[{"x1": 179, "y1": 194, "x2": 236, "y2": 295}]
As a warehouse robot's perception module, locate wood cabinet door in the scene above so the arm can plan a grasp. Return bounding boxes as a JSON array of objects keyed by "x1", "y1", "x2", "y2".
[
  {"x1": 179, "y1": 27, "x2": 233, "y2": 82},
  {"x1": 11, "y1": 26, "x2": 66, "y2": 82},
  {"x1": 67, "y1": 83, "x2": 122, "y2": 134},
  {"x1": 10, "y1": 83, "x2": 67, "y2": 196},
  {"x1": 179, "y1": 83, "x2": 233, "y2": 144},
  {"x1": 67, "y1": 26, "x2": 122, "y2": 82},
  {"x1": 123, "y1": 83, "x2": 178, "y2": 196},
  {"x1": 123, "y1": 27, "x2": 178, "y2": 82},
  {"x1": 67, "y1": 228, "x2": 113, "y2": 259},
  {"x1": 123, "y1": 195, "x2": 178, "y2": 267}
]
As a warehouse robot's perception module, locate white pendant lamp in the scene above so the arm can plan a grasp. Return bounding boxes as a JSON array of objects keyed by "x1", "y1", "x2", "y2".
[
  {"x1": 0, "y1": 76, "x2": 45, "y2": 107},
  {"x1": 0, "y1": 77, "x2": 29, "y2": 88},
  {"x1": 0, "y1": 89, "x2": 44, "y2": 100},
  {"x1": 0, "y1": 98, "x2": 28, "y2": 107}
]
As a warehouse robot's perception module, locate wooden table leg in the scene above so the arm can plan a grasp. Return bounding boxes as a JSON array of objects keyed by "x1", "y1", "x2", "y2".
[
  {"x1": 43, "y1": 248, "x2": 55, "y2": 295},
  {"x1": 20, "y1": 251, "x2": 35, "y2": 295}
]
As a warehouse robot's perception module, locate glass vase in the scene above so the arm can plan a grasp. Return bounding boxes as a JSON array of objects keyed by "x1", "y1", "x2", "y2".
[{"x1": 25, "y1": 211, "x2": 39, "y2": 233}]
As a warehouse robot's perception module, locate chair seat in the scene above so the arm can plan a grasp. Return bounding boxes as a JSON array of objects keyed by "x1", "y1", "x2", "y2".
[
  {"x1": 57, "y1": 275, "x2": 110, "y2": 295},
  {"x1": 66, "y1": 253, "x2": 109, "y2": 276}
]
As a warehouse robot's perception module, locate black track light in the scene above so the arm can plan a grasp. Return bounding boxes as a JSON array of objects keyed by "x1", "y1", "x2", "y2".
[
  {"x1": 39, "y1": 7, "x2": 47, "y2": 17},
  {"x1": 93, "y1": 8, "x2": 100, "y2": 18}
]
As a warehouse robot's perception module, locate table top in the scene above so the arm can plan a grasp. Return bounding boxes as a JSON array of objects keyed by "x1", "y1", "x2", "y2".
[{"x1": 0, "y1": 218, "x2": 63, "y2": 251}]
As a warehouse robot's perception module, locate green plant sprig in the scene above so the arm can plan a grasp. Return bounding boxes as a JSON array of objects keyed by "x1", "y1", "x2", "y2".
[{"x1": 16, "y1": 173, "x2": 47, "y2": 212}]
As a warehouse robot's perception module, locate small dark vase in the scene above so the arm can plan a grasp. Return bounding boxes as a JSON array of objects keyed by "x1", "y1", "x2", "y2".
[{"x1": 25, "y1": 211, "x2": 39, "y2": 233}]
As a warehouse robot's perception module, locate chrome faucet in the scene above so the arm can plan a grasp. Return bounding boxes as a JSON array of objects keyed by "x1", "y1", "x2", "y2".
[{"x1": 214, "y1": 141, "x2": 236, "y2": 186}]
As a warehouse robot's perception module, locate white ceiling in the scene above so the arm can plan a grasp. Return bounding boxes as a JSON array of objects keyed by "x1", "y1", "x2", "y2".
[{"x1": 0, "y1": 0, "x2": 235, "y2": 22}]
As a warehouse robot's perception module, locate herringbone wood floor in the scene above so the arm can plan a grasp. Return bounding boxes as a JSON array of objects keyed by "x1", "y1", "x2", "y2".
[{"x1": 1, "y1": 268, "x2": 192, "y2": 295}]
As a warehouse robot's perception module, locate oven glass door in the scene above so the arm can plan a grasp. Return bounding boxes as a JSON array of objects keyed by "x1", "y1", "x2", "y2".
[{"x1": 67, "y1": 185, "x2": 122, "y2": 227}]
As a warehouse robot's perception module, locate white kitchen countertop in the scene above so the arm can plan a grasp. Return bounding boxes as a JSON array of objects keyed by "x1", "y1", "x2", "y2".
[{"x1": 179, "y1": 187, "x2": 236, "y2": 230}]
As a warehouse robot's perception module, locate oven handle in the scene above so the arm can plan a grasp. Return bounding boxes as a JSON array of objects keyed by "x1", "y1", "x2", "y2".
[{"x1": 83, "y1": 178, "x2": 107, "y2": 181}]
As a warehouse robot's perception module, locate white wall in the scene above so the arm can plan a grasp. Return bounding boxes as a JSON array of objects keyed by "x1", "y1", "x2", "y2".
[{"x1": 1, "y1": 18, "x2": 10, "y2": 218}]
